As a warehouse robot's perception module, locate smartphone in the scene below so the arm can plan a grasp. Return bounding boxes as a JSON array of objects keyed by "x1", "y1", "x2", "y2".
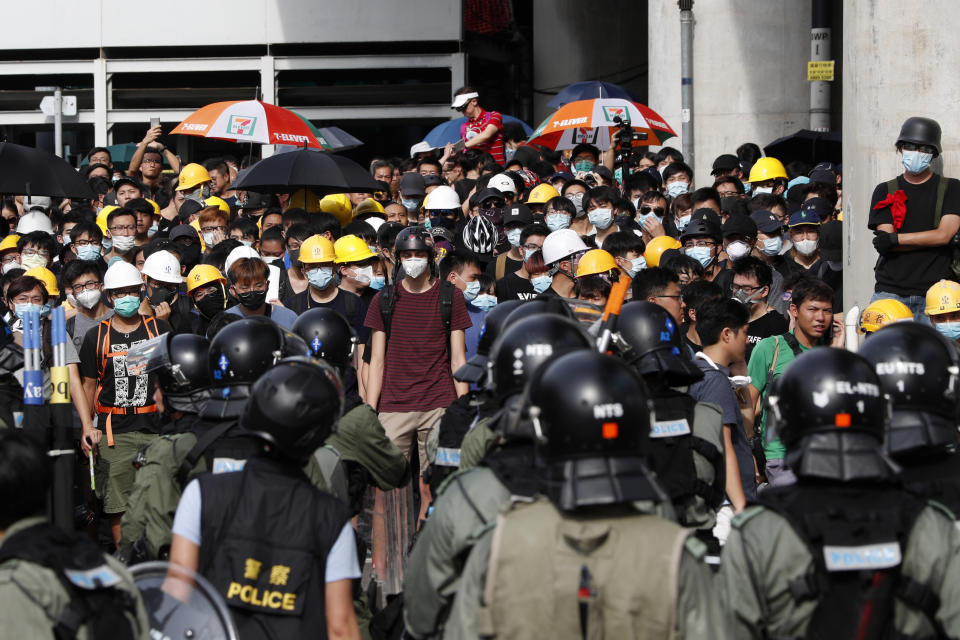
[{"x1": 150, "y1": 117, "x2": 160, "y2": 130}]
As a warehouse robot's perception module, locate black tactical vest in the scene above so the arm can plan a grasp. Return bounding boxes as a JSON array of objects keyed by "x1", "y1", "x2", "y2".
[{"x1": 899, "y1": 452, "x2": 960, "y2": 523}]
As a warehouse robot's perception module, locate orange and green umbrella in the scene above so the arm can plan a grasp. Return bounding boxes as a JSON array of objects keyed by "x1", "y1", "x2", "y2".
[
  {"x1": 528, "y1": 98, "x2": 676, "y2": 150},
  {"x1": 171, "y1": 100, "x2": 332, "y2": 149}
]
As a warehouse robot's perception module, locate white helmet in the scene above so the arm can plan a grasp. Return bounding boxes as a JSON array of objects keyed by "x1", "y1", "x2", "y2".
[
  {"x1": 224, "y1": 245, "x2": 264, "y2": 276},
  {"x1": 141, "y1": 250, "x2": 182, "y2": 284},
  {"x1": 488, "y1": 173, "x2": 517, "y2": 194},
  {"x1": 542, "y1": 228, "x2": 589, "y2": 265},
  {"x1": 424, "y1": 185, "x2": 461, "y2": 210},
  {"x1": 103, "y1": 260, "x2": 144, "y2": 290},
  {"x1": 16, "y1": 211, "x2": 54, "y2": 235}
]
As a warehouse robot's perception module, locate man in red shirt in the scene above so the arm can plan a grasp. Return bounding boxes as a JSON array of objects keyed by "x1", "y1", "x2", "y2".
[{"x1": 452, "y1": 86, "x2": 505, "y2": 165}]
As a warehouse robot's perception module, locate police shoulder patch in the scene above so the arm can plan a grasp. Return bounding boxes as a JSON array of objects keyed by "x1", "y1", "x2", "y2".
[{"x1": 731, "y1": 505, "x2": 765, "y2": 529}]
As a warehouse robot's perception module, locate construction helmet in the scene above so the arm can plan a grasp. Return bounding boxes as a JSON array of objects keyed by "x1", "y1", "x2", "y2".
[
  {"x1": 747, "y1": 157, "x2": 788, "y2": 183},
  {"x1": 299, "y1": 235, "x2": 337, "y2": 265},
  {"x1": 643, "y1": 236, "x2": 681, "y2": 267},
  {"x1": 925, "y1": 279, "x2": 960, "y2": 317},
  {"x1": 334, "y1": 235, "x2": 377, "y2": 264},
  {"x1": 186, "y1": 264, "x2": 226, "y2": 294},
  {"x1": 141, "y1": 250, "x2": 183, "y2": 284},
  {"x1": 355, "y1": 198, "x2": 385, "y2": 218},
  {"x1": 23, "y1": 267, "x2": 59, "y2": 296},
  {"x1": 175, "y1": 163, "x2": 211, "y2": 191},
  {"x1": 0, "y1": 234, "x2": 19, "y2": 252},
  {"x1": 575, "y1": 249, "x2": 618, "y2": 277},
  {"x1": 204, "y1": 196, "x2": 230, "y2": 215},
  {"x1": 859, "y1": 298, "x2": 913, "y2": 334},
  {"x1": 525, "y1": 183, "x2": 560, "y2": 205},
  {"x1": 145, "y1": 199, "x2": 161, "y2": 216},
  {"x1": 290, "y1": 188, "x2": 322, "y2": 214},
  {"x1": 423, "y1": 186, "x2": 460, "y2": 211},
  {"x1": 97, "y1": 206, "x2": 117, "y2": 236},
  {"x1": 542, "y1": 228, "x2": 588, "y2": 265},
  {"x1": 16, "y1": 211, "x2": 54, "y2": 235},
  {"x1": 319, "y1": 193, "x2": 353, "y2": 226},
  {"x1": 103, "y1": 260, "x2": 143, "y2": 291}
]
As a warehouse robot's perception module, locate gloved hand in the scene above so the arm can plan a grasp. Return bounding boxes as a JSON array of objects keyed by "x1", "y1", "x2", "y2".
[{"x1": 873, "y1": 230, "x2": 899, "y2": 255}]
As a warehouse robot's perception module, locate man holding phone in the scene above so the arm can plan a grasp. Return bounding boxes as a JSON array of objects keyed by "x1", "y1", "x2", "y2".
[{"x1": 126, "y1": 119, "x2": 180, "y2": 199}]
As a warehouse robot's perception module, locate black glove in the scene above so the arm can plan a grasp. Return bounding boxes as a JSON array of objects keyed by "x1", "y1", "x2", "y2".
[{"x1": 873, "y1": 230, "x2": 899, "y2": 255}]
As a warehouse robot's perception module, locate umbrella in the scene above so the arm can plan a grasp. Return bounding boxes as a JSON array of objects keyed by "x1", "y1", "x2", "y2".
[
  {"x1": 546, "y1": 81, "x2": 639, "y2": 109},
  {"x1": 527, "y1": 99, "x2": 676, "y2": 151},
  {"x1": 275, "y1": 121, "x2": 364, "y2": 154},
  {"x1": 764, "y1": 129, "x2": 842, "y2": 165},
  {"x1": 170, "y1": 100, "x2": 327, "y2": 149},
  {"x1": 0, "y1": 142, "x2": 94, "y2": 199},
  {"x1": 232, "y1": 148, "x2": 381, "y2": 195},
  {"x1": 78, "y1": 142, "x2": 172, "y2": 169},
  {"x1": 424, "y1": 115, "x2": 533, "y2": 148}
]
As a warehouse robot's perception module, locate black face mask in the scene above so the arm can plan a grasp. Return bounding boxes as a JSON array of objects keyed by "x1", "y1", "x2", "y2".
[
  {"x1": 195, "y1": 285, "x2": 227, "y2": 319},
  {"x1": 236, "y1": 289, "x2": 267, "y2": 310},
  {"x1": 177, "y1": 243, "x2": 203, "y2": 270},
  {"x1": 149, "y1": 286, "x2": 176, "y2": 307}
]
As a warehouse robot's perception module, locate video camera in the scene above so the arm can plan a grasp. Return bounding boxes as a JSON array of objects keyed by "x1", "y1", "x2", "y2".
[{"x1": 612, "y1": 116, "x2": 648, "y2": 179}]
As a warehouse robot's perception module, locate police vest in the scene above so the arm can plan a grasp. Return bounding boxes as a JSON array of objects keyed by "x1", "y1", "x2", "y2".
[
  {"x1": 899, "y1": 452, "x2": 960, "y2": 527},
  {"x1": 198, "y1": 457, "x2": 350, "y2": 640},
  {"x1": 759, "y1": 483, "x2": 946, "y2": 640},
  {"x1": 475, "y1": 498, "x2": 689, "y2": 640},
  {"x1": 176, "y1": 418, "x2": 262, "y2": 487}
]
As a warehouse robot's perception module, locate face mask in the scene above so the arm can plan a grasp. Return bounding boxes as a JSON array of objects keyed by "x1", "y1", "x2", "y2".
[
  {"x1": 587, "y1": 207, "x2": 613, "y2": 230},
  {"x1": 626, "y1": 255, "x2": 647, "y2": 278},
  {"x1": 568, "y1": 192, "x2": 585, "y2": 216},
  {"x1": 61, "y1": 236, "x2": 71, "y2": 247},
  {"x1": 76, "y1": 244, "x2": 101, "y2": 261},
  {"x1": 288, "y1": 248, "x2": 301, "y2": 264},
  {"x1": 479, "y1": 206, "x2": 504, "y2": 226},
  {"x1": 685, "y1": 246, "x2": 714, "y2": 268},
  {"x1": 531, "y1": 275, "x2": 552, "y2": 293},
  {"x1": 666, "y1": 181, "x2": 690, "y2": 199},
  {"x1": 761, "y1": 236, "x2": 783, "y2": 256},
  {"x1": 638, "y1": 211, "x2": 663, "y2": 227},
  {"x1": 504, "y1": 147, "x2": 517, "y2": 163},
  {"x1": 111, "y1": 235, "x2": 136, "y2": 253},
  {"x1": 76, "y1": 288, "x2": 102, "y2": 310},
  {"x1": 20, "y1": 254, "x2": 47, "y2": 271},
  {"x1": 401, "y1": 197, "x2": 420, "y2": 213},
  {"x1": 14, "y1": 302, "x2": 42, "y2": 319},
  {"x1": 473, "y1": 293, "x2": 498, "y2": 311},
  {"x1": 936, "y1": 321, "x2": 960, "y2": 341},
  {"x1": 178, "y1": 243, "x2": 202, "y2": 269},
  {"x1": 2, "y1": 260, "x2": 20, "y2": 274},
  {"x1": 402, "y1": 257, "x2": 429, "y2": 279},
  {"x1": 546, "y1": 213, "x2": 570, "y2": 232},
  {"x1": 462, "y1": 279, "x2": 481, "y2": 302},
  {"x1": 202, "y1": 232, "x2": 218, "y2": 246},
  {"x1": 307, "y1": 266, "x2": 334, "y2": 289},
  {"x1": 149, "y1": 286, "x2": 176, "y2": 307},
  {"x1": 732, "y1": 288, "x2": 763, "y2": 306},
  {"x1": 725, "y1": 240, "x2": 751, "y2": 261},
  {"x1": 236, "y1": 289, "x2": 267, "y2": 310},
  {"x1": 524, "y1": 247, "x2": 538, "y2": 262},
  {"x1": 113, "y1": 294, "x2": 141, "y2": 318},
  {"x1": 195, "y1": 287, "x2": 226, "y2": 318},
  {"x1": 573, "y1": 160, "x2": 595, "y2": 172},
  {"x1": 351, "y1": 265, "x2": 373, "y2": 285},
  {"x1": 752, "y1": 186, "x2": 774, "y2": 196},
  {"x1": 240, "y1": 240, "x2": 253, "y2": 247},
  {"x1": 675, "y1": 214, "x2": 692, "y2": 232},
  {"x1": 147, "y1": 222, "x2": 159, "y2": 238},
  {"x1": 902, "y1": 149, "x2": 933, "y2": 175},
  {"x1": 794, "y1": 238, "x2": 819, "y2": 256},
  {"x1": 369, "y1": 276, "x2": 386, "y2": 291},
  {"x1": 66, "y1": 293, "x2": 78, "y2": 308},
  {"x1": 101, "y1": 237, "x2": 113, "y2": 253},
  {"x1": 506, "y1": 228, "x2": 522, "y2": 248}
]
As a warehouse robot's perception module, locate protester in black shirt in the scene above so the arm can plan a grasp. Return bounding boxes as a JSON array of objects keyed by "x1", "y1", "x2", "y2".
[{"x1": 731, "y1": 256, "x2": 789, "y2": 360}]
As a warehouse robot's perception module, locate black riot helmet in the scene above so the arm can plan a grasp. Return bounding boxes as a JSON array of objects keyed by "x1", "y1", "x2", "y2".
[
  {"x1": 453, "y1": 298, "x2": 525, "y2": 384},
  {"x1": 136, "y1": 333, "x2": 212, "y2": 414},
  {"x1": 502, "y1": 296, "x2": 575, "y2": 327},
  {"x1": 528, "y1": 350, "x2": 661, "y2": 511},
  {"x1": 615, "y1": 301, "x2": 704, "y2": 387},
  {"x1": 858, "y1": 322, "x2": 960, "y2": 458},
  {"x1": 292, "y1": 308, "x2": 357, "y2": 372},
  {"x1": 897, "y1": 117, "x2": 942, "y2": 156},
  {"x1": 679, "y1": 214, "x2": 722, "y2": 244},
  {"x1": 767, "y1": 347, "x2": 894, "y2": 482},
  {"x1": 393, "y1": 225, "x2": 434, "y2": 254},
  {"x1": 241, "y1": 357, "x2": 344, "y2": 461}
]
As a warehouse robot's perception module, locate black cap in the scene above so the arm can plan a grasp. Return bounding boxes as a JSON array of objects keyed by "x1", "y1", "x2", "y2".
[
  {"x1": 808, "y1": 169, "x2": 837, "y2": 185},
  {"x1": 422, "y1": 174, "x2": 444, "y2": 188},
  {"x1": 593, "y1": 166, "x2": 614, "y2": 181},
  {"x1": 722, "y1": 213, "x2": 758, "y2": 239},
  {"x1": 170, "y1": 224, "x2": 200, "y2": 243},
  {"x1": 476, "y1": 187, "x2": 506, "y2": 205},
  {"x1": 750, "y1": 210, "x2": 783, "y2": 234},
  {"x1": 786, "y1": 183, "x2": 807, "y2": 204},
  {"x1": 691, "y1": 207, "x2": 722, "y2": 228},
  {"x1": 801, "y1": 196, "x2": 833, "y2": 221},
  {"x1": 711, "y1": 154, "x2": 740, "y2": 175},
  {"x1": 720, "y1": 196, "x2": 749, "y2": 218},
  {"x1": 399, "y1": 173, "x2": 426, "y2": 197},
  {"x1": 114, "y1": 176, "x2": 143, "y2": 193},
  {"x1": 503, "y1": 203, "x2": 534, "y2": 227},
  {"x1": 820, "y1": 220, "x2": 842, "y2": 262},
  {"x1": 177, "y1": 199, "x2": 206, "y2": 224}
]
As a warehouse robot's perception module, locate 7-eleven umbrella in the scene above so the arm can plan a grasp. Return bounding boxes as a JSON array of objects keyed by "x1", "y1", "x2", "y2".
[
  {"x1": 528, "y1": 98, "x2": 677, "y2": 150},
  {"x1": 171, "y1": 100, "x2": 327, "y2": 149}
]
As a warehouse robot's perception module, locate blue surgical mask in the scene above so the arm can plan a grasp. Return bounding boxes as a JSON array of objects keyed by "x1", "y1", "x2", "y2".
[
  {"x1": 506, "y1": 228, "x2": 522, "y2": 248},
  {"x1": 666, "y1": 181, "x2": 690, "y2": 198},
  {"x1": 473, "y1": 293, "x2": 498, "y2": 311},
  {"x1": 307, "y1": 266, "x2": 334, "y2": 290},
  {"x1": 369, "y1": 276, "x2": 386, "y2": 291},
  {"x1": 463, "y1": 279, "x2": 481, "y2": 301},
  {"x1": 101, "y1": 237, "x2": 113, "y2": 253},
  {"x1": 545, "y1": 213, "x2": 570, "y2": 232},
  {"x1": 504, "y1": 147, "x2": 517, "y2": 163},
  {"x1": 936, "y1": 321, "x2": 960, "y2": 341},
  {"x1": 524, "y1": 248, "x2": 538, "y2": 262},
  {"x1": 626, "y1": 255, "x2": 647, "y2": 277},
  {"x1": 77, "y1": 244, "x2": 101, "y2": 261},
  {"x1": 588, "y1": 207, "x2": 613, "y2": 230},
  {"x1": 147, "y1": 222, "x2": 159, "y2": 238},
  {"x1": 573, "y1": 160, "x2": 595, "y2": 173},
  {"x1": 761, "y1": 236, "x2": 783, "y2": 256},
  {"x1": 113, "y1": 294, "x2": 141, "y2": 318},
  {"x1": 638, "y1": 211, "x2": 663, "y2": 227},
  {"x1": 401, "y1": 197, "x2": 420, "y2": 212},
  {"x1": 685, "y1": 246, "x2": 714, "y2": 268},
  {"x1": 61, "y1": 235, "x2": 71, "y2": 246},
  {"x1": 531, "y1": 275, "x2": 552, "y2": 293},
  {"x1": 14, "y1": 302, "x2": 42, "y2": 320},
  {"x1": 902, "y1": 149, "x2": 933, "y2": 175},
  {"x1": 675, "y1": 214, "x2": 692, "y2": 232},
  {"x1": 240, "y1": 240, "x2": 253, "y2": 247}
]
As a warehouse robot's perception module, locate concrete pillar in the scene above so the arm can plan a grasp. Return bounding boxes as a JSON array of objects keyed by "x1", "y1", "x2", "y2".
[
  {"x1": 260, "y1": 55, "x2": 276, "y2": 159},
  {"x1": 842, "y1": 0, "x2": 960, "y2": 313},
  {"x1": 648, "y1": 1, "x2": 810, "y2": 182},
  {"x1": 92, "y1": 58, "x2": 108, "y2": 146}
]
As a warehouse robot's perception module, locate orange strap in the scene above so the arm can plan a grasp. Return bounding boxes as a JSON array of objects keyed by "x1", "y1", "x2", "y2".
[{"x1": 94, "y1": 315, "x2": 159, "y2": 428}]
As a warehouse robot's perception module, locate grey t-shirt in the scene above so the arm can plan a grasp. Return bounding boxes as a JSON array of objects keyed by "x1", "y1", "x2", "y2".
[{"x1": 69, "y1": 309, "x2": 114, "y2": 353}]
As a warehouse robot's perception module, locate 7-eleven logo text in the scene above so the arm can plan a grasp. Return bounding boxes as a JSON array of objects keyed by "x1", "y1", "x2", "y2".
[{"x1": 228, "y1": 115, "x2": 257, "y2": 136}]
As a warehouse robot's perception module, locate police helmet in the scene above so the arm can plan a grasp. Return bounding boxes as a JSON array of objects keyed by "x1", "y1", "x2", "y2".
[
  {"x1": 615, "y1": 301, "x2": 704, "y2": 387},
  {"x1": 241, "y1": 357, "x2": 344, "y2": 461},
  {"x1": 453, "y1": 298, "x2": 525, "y2": 384},
  {"x1": 291, "y1": 307, "x2": 357, "y2": 372},
  {"x1": 528, "y1": 350, "x2": 661, "y2": 510},
  {"x1": 393, "y1": 225, "x2": 434, "y2": 254},
  {"x1": 768, "y1": 347, "x2": 894, "y2": 481},
  {"x1": 858, "y1": 322, "x2": 960, "y2": 458},
  {"x1": 501, "y1": 296, "x2": 575, "y2": 328},
  {"x1": 147, "y1": 333, "x2": 211, "y2": 414}
]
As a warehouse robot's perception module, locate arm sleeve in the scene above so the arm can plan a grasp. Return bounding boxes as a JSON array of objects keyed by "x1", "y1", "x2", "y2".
[
  {"x1": 64, "y1": 337, "x2": 80, "y2": 366},
  {"x1": 746, "y1": 338, "x2": 774, "y2": 396},
  {"x1": 170, "y1": 479, "x2": 202, "y2": 546},
  {"x1": 324, "y1": 522, "x2": 361, "y2": 583},
  {"x1": 690, "y1": 375, "x2": 740, "y2": 427},
  {"x1": 942, "y1": 178, "x2": 960, "y2": 218},
  {"x1": 677, "y1": 546, "x2": 729, "y2": 640},
  {"x1": 78, "y1": 329, "x2": 98, "y2": 379},
  {"x1": 363, "y1": 291, "x2": 384, "y2": 331},
  {"x1": 450, "y1": 288, "x2": 473, "y2": 331},
  {"x1": 487, "y1": 111, "x2": 503, "y2": 131},
  {"x1": 867, "y1": 181, "x2": 893, "y2": 229}
]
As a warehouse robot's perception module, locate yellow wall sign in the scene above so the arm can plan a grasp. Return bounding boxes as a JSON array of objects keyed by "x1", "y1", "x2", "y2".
[{"x1": 808, "y1": 61, "x2": 835, "y2": 82}]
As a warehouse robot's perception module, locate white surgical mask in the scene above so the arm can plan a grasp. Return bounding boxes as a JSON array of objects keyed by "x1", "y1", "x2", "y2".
[
  {"x1": 202, "y1": 232, "x2": 218, "y2": 246},
  {"x1": 587, "y1": 207, "x2": 613, "y2": 230},
  {"x1": 111, "y1": 235, "x2": 136, "y2": 253},
  {"x1": 725, "y1": 240, "x2": 751, "y2": 261},
  {"x1": 351, "y1": 265, "x2": 373, "y2": 285},
  {"x1": 2, "y1": 260, "x2": 20, "y2": 274},
  {"x1": 752, "y1": 186, "x2": 774, "y2": 196},
  {"x1": 626, "y1": 255, "x2": 647, "y2": 278},
  {"x1": 20, "y1": 254, "x2": 47, "y2": 271},
  {"x1": 402, "y1": 257, "x2": 429, "y2": 279},
  {"x1": 794, "y1": 238, "x2": 819, "y2": 256},
  {"x1": 666, "y1": 181, "x2": 690, "y2": 198},
  {"x1": 506, "y1": 228, "x2": 522, "y2": 248}
]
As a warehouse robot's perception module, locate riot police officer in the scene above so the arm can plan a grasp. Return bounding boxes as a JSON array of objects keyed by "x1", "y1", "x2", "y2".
[
  {"x1": 168, "y1": 357, "x2": 362, "y2": 640},
  {"x1": 718, "y1": 347, "x2": 960, "y2": 638},
  {"x1": 443, "y1": 350, "x2": 723, "y2": 639}
]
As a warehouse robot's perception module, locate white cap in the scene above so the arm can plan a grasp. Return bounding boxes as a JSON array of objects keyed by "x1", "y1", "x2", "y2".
[
  {"x1": 103, "y1": 260, "x2": 144, "y2": 290},
  {"x1": 542, "y1": 228, "x2": 589, "y2": 265},
  {"x1": 141, "y1": 250, "x2": 182, "y2": 284},
  {"x1": 423, "y1": 185, "x2": 461, "y2": 210},
  {"x1": 488, "y1": 173, "x2": 517, "y2": 194},
  {"x1": 16, "y1": 211, "x2": 54, "y2": 235},
  {"x1": 410, "y1": 141, "x2": 433, "y2": 157},
  {"x1": 451, "y1": 92, "x2": 478, "y2": 109},
  {"x1": 224, "y1": 245, "x2": 264, "y2": 276}
]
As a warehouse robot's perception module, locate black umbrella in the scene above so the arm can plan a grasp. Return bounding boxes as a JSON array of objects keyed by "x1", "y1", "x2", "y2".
[
  {"x1": 763, "y1": 129, "x2": 841, "y2": 165},
  {"x1": 233, "y1": 148, "x2": 381, "y2": 195},
  {"x1": 0, "y1": 142, "x2": 94, "y2": 199}
]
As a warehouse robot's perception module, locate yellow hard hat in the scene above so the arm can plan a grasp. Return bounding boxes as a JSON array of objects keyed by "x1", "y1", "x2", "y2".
[
  {"x1": 319, "y1": 193, "x2": 353, "y2": 227},
  {"x1": 526, "y1": 183, "x2": 560, "y2": 205},
  {"x1": 299, "y1": 235, "x2": 336, "y2": 264},
  {"x1": 925, "y1": 279, "x2": 960, "y2": 316},
  {"x1": 97, "y1": 205, "x2": 118, "y2": 236},
  {"x1": 859, "y1": 298, "x2": 913, "y2": 334},
  {"x1": 575, "y1": 249, "x2": 618, "y2": 277},
  {"x1": 189, "y1": 219, "x2": 206, "y2": 252},
  {"x1": 204, "y1": 196, "x2": 230, "y2": 215},
  {"x1": 643, "y1": 235, "x2": 682, "y2": 267},
  {"x1": 290, "y1": 188, "x2": 322, "y2": 214},
  {"x1": 186, "y1": 264, "x2": 226, "y2": 293},
  {"x1": 175, "y1": 163, "x2": 211, "y2": 191},
  {"x1": 334, "y1": 234, "x2": 378, "y2": 264},
  {"x1": 145, "y1": 198, "x2": 161, "y2": 215},
  {"x1": 0, "y1": 234, "x2": 19, "y2": 252},
  {"x1": 355, "y1": 198, "x2": 385, "y2": 217},
  {"x1": 23, "y1": 267, "x2": 59, "y2": 296},
  {"x1": 747, "y1": 157, "x2": 788, "y2": 183}
]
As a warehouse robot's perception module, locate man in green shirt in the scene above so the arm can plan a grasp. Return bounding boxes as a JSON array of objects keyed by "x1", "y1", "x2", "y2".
[{"x1": 746, "y1": 277, "x2": 845, "y2": 486}]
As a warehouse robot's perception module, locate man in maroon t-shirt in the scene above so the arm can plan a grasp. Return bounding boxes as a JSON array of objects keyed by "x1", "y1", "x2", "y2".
[{"x1": 452, "y1": 86, "x2": 505, "y2": 165}]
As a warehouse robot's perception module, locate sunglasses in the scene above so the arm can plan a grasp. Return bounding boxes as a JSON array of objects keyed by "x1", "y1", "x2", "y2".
[{"x1": 639, "y1": 206, "x2": 665, "y2": 216}]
